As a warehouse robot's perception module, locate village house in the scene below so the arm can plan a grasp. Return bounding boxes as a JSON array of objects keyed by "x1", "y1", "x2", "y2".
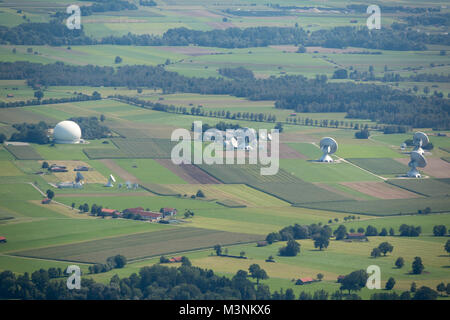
[
  {"x1": 101, "y1": 208, "x2": 119, "y2": 217},
  {"x1": 345, "y1": 233, "x2": 368, "y2": 242},
  {"x1": 123, "y1": 207, "x2": 161, "y2": 221},
  {"x1": 0, "y1": 236, "x2": 7, "y2": 243},
  {"x1": 169, "y1": 256, "x2": 183, "y2": 263},
  {"x1": 295, "y1": 277, "x2": 318, "y2": 285},
  {"x1": 161, "y1": 207, "x2": 177, "y2": 218}
]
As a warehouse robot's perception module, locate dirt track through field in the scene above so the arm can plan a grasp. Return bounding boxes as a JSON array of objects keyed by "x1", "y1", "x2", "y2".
[
  {"x1": 99, "y1": 159, "x2": 140, "y2": 183},
  {"x1": 340, "y1": 181, "x2": 422, "y2": 199},
  {"x1": 156, "y1": 159, "x2": 221, "y2": 184}
]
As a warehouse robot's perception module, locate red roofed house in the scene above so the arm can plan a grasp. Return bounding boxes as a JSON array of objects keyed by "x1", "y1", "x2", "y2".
[
  {"x1": 295, "y1": 277, "x2": 317, "y2": 285},
  {"x1": 161, "y1": 208, "x2": 177, "y2": 218},
  {"x1": 101, "y1": 208, "x2": 119, "y2": 216},
  {"x1": 41, "y1": 198, "x2": 51, "y2": 204},
  {"x1": 123, "y1": 207, "x2": 161, "y2": 221},
  {"x1": 0, "y1": 236, "x2": 7, "y2": 243},
  {"x1": 169, "y1": 256, "x2": 183, "y2": 263},
  {"x1": 346, "y1": 233, "x2": 368, "y2": 242}
]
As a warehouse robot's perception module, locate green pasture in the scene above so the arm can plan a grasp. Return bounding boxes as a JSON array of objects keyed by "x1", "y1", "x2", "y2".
[
  {"x1": 347, "y1": 158, "x2": 410, "y2": 175},
  {"x1": 386, "y1": 179, "x2": 450, "y2": 197},
  {"x1": 298, "y1": 196, "x2": 450, "y2": 216},
  {"x1": 280, "y1": 159, "x2": 380, "y2": 182},
  {"x1": 113, "y1": 159, "x2": 187, "y2": 184},
  {"x1": 12, "y1": 227, "x2": 261, "y2": 264}
]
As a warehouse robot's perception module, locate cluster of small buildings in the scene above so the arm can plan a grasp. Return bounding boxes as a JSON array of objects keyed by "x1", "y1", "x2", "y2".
[
  {"x1": 99, "y1": 207, "x2": 177, "y2": 222},
  {"x1": 49, "y1": 164, "x2": 68, "y2": 173}
]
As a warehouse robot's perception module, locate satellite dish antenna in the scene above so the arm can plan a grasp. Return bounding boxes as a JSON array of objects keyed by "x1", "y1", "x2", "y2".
[
  {"x1": 413, "y1": 132, "x2": 429, "y2": 155},
  {"x1": 105, "y1": 174, "x2": 116, "y2": 187},
  {"x1": 319, "y1": 137, "x2": 338, "y2": 162},
  {"x1": 230, "y1": 137, "x2": 238, "y2": 149},
  {"x1": 75, "y1": 172, "x2": 85, "y2": 183},
  {"x1": 407, "y1": 151, "x2": 427, "y2": 178}
]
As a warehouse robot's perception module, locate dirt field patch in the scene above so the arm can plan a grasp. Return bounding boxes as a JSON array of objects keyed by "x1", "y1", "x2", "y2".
[
  {"x1": 395, "y1": 157, "x2": 450, "y2": 178},
  {"x1": 42, "y1": 160, "x2": 107, "y2": 184},
  {"x1": 156, "y1": 159, "x2": 221, "y2": 184},
  {"x1": 340, "y1": 181, "x2": 422, "y2": 199}
]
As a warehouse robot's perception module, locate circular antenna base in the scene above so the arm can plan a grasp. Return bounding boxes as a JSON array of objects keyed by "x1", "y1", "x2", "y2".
[
  {"x1": 407, "y1": 168, "x2": 421, "y2": 178},
  {"x1": 319, "y1": 154, "x2": 334, "y2": 162}
]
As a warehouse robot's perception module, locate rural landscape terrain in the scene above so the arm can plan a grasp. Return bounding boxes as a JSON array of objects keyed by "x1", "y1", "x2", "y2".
[{"x1": 0, "y1": 0, "x2": 449, "y2": 301}]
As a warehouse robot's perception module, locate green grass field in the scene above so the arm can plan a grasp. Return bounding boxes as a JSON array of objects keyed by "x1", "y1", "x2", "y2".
[
  {"x1": 12, "y1": 227, "x2": 262, "y2": 264},
  {"x1": 347, "y1": 158, "x2": 410, "y2": 175},
  {"x1": 386, "y1": 179, "x2": 450, "y2": 197}
]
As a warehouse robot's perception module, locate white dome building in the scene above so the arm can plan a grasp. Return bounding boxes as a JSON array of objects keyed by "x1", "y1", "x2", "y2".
[{"x1": 53, "y1": 120, "x2": 82, "y2": 144}]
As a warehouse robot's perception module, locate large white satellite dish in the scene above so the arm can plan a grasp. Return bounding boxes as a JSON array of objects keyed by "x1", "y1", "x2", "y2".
[
  {"x1": 105, "y1": 174, "x2": 116, "y2": 187},
  {"x1": 319, "y1": 137, "x2": 338, "y2": 162},
  {"x1": 413, "y1": 132, "x2": 429, "y2": 155},
  {"x1": 407, "y1": 151, "x2": 427, "y2": 178}
]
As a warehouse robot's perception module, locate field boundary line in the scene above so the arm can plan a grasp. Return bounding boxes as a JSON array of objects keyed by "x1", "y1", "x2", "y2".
[{"x1": 385, "y1": 180, "x2": 431, "y2": 197}]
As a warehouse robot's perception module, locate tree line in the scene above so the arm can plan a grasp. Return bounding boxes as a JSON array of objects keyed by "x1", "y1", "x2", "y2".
[
  {"x1": 1, "y1": 62, "x2": 448, "y2": 129},
  {"x1": 2, "y1": 20, "x2": 449, "y2": 49},
  {"x1": 0, "y1": 262, "x2": 441, "y2": 300},
  {"x1": 0, "y1": 92, "x2": 101, "y2": 109}
]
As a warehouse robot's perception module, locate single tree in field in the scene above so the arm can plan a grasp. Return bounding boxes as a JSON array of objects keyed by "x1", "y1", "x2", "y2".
[
  {"x1": 34, "y1": 90, "x2": 44, "y2": 101},
  {"x1": 413, "y1": 286, "x2": 438, "y2": 300},
  {"x1": 371, "y1": 247, "x2": 381, "y2": 258},
  {"x1": 314, "y1": 234, "x2": 329, "y2": 251},
  {"x1": 239, "y1": 251, "x2": 246, "y2": 258},
  {"x1": 71, "y1": 203, "x2": 75, "y2": 210},
  {"x1": 412, "y1": 257, "x2": 424, "y2": 274},
  {"x1": 378, "y1": 242, "x2": 394, "y2": 256},
  {"x1": 379, "y1": 228, "x2": 388, "y2": 236},
  {"x1": 446, "y1": 240, "x2": 450, "y2": 255},
  {"x1": 389, "y1": 228, "x2": 395, "y2": 236},
  {"x1": 248, "y1": 264, "x2": 268, "y2": 285},
  {"x1": 340, "y1": 270, "x2": 368, "y2": 295},
  {"x1": 433, "y1": 225, "x2": 447, "y2": 236},
  {"x1": 317, "y1": 273, "x2": 324, "y2": 281},
  {"x1": 214, "y1": 244, "x2": 222, "y2": 256},
  {"x1": 436, "y1": 282, "x2": 446, "y2": 296},
  {"x1": 42, "y1": 161, "x2": 49, "y2": 169},
  {"x1": 46, "y1": 189, "x2": 54, "y2": 200},
  {"x1": 113, "y1": 255, "x2": 127, "y2": 268},
  {"x1": 115, "y1": 56, "x2": 122, "y2": 64},
  {"x1": 395, "y1": 257, "x2": 404, "y2": 269},
  {"x1": 334, "y1": 225, "x2": 347, "y2": 240},
  {"x1": 279, "y1": 239, "x2": 301, "y2": 257},
  {"x1": 385, "y1": 277, "x2": 396, "y2": 290}
]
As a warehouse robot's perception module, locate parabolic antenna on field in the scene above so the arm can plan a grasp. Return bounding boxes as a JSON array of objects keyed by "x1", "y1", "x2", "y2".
[
  {"x1": 412, "y1": 132, "x2": 429, "y2": 155},
  {"x1": 105, "y1": 174, "x2": 116, "y2": 187},
  {"x1": 319, "y1": 137, "x2": 338, "y2": 162},
  {"x1": 407, "y1": 151, "x2": 427, "y2": 178}
]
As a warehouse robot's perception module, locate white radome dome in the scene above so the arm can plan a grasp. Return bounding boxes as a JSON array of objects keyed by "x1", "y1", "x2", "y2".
[{"x1": 54, "y1": 120, "x2": 81, "y2": 144}]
